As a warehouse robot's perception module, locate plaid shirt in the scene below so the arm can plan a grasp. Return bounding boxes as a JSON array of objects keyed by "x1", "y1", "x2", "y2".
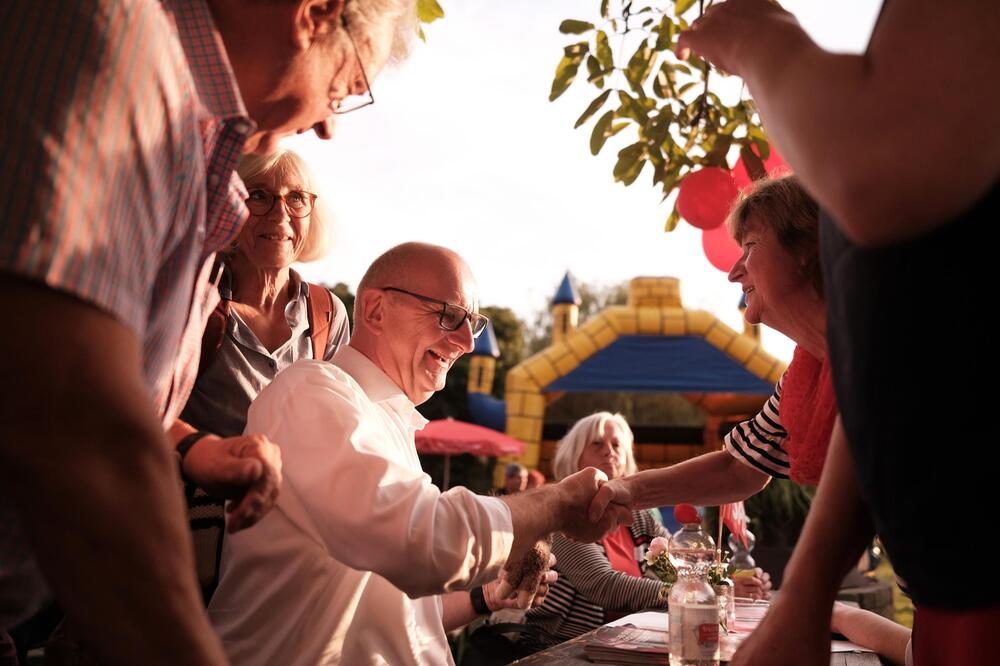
[
  {"x1": 0, "y1": 0, "x2": 252, "y2": 425},
  {"x1": 0, "y1": 0, "x2": 252, "y2": 625}
]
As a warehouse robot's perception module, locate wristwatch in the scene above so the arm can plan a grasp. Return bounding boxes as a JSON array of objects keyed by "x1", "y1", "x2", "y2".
[{"x1": 175, "y1": 430, "x2": 212, "y2": 479}]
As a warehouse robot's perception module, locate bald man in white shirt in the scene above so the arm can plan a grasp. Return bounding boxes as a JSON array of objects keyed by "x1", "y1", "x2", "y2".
[{"x1": 208, "y1": 242, "x2": 628, "y2": 665}]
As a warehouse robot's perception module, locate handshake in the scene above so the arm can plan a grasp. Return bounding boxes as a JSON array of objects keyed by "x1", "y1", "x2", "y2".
[{"x1": 493, "y1": 468, "x2": 635, "y2": 608}]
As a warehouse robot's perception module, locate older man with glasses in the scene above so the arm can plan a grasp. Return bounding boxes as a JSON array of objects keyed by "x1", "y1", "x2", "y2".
[
  {"x1": 0, "y1": 0, "x2": 414, "y2": 663},
  {"x1": 208, "y1": 242, "x2": 630, "y2": 665}
]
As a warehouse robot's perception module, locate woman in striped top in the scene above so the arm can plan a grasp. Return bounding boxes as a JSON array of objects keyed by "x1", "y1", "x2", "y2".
[
  {"x1": 520, "y1": 413, "x2": 768, "y2": 648},
  {"x1": 591, "y1": 176, "x2": 837, "y2": 518}
]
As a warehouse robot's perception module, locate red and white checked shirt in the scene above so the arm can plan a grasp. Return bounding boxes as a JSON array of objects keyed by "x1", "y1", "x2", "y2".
[
  {"x1": 0, "y1": 0, "x2": 252, "y2": 425},
  {"x1": 0, "y1": 0, "x2": 252, "y2": 624}
]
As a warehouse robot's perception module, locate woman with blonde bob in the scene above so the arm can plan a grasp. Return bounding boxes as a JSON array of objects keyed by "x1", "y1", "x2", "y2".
[
  {"x1": 181, "y1": 148, "x2": 349, "y2": 438},
  {"x1": 520, "y1": 412, "x2": 661, "y2": 649},
  {"x1": 176, "y1": 148, "x2": 351, "y2": 601}
]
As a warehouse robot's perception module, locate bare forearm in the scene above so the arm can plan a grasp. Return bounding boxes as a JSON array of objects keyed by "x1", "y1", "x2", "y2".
[
  {"x1": 832, "y1": 604, "x2": 910, "y2": 665},
  {"x1": 440, "y1": 591, "x2": 479, "y2": 632},
  {"x1": 720, "y1": 0, "x2": 1000, "y2": 246},
  {"x1": 500, "y1": 485, "x2": 568, "y2": 545},
  {"x1": 624, "y1": 451, "x2": 769, "y2": 509}
]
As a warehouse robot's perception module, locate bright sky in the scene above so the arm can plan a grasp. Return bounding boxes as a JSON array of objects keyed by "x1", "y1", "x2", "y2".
[{"x1": 289, "y1": 0, "x2": 881, "y2": 362}]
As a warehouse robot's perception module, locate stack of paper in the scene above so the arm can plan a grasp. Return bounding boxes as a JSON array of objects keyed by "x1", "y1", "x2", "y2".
[{"x1": 583, "y1": 625, "x2": 670, "y2": 665}]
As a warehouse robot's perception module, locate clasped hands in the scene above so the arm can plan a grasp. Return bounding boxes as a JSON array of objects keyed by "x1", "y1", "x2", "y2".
[{"x1": 497, "y1": 467, "x2": 634, "y2": 609}]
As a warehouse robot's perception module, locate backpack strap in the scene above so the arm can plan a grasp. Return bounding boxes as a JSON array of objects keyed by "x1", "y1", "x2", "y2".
[
  {"x1": 306, "y1": 282, "x2": 335, "y2": 360},
  {"x1": 197, "y1": 256, "x2": 232, "y2": 380}
]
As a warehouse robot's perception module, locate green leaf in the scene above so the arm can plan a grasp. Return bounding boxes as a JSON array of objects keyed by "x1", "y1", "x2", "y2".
[
  {"x1": 647, "y1": 108, "x2": 674, "y2": 144},
  {"x1": 617, "y1": 91, "x2": 649, "y2": 123},
  {"x1": 705, "y1": 133, "x2": 733, "y2": 167},
  {"x1": 747, "y1": 125, "x2": 771, "y2": 159},
  {"x1": 608, "y1": 121, "x2": 630, "y2": 137},
  {"x1": 586, "y1": 55, "x2": 605, "y2": 84},
  {"x1": 417, "y1": 0, "x2": 445, "y2": 23},
  {"x1": 559, "y1": 19, "x2": 595, "y2": 35},
  {"x1": 664, "y1": 207, "x2": 681, "y2": 232},
  {"x1": 600, "y1": 0, "x2": 610, "y2": 19},
  {"x1": 675, "y1": 0, "x2": 697, "y2": 16},
  {"x1": 740, "y1": 143, "x2": 766, "y2": 181},
  {"x1": 564, "y1": 41, "x2": 589, "y2": 58},
  {"x1": 677, "y1": 81, "x2": 697, "y2": 96},
  {"x1": 595, "y1": 30, "x2": 613, "y2": 70},
  {"x1": 625, "y1": 44, "x2": 655, "y2": 93},
  {"x1": 574, "y1": 90, "x2": 612, "y2": 129},
  {"x1": 549, "y1": 56, "x2": 581, "y2": 101},
  {"x1": 614, "y1": 143, "x2": 646, "y2": 185},
  {"x1": 590, "y1": 110, "x2": 615, "y2": 155},
  {"x1": 654, "y1": 15, "x2": 675, "y2": 51},
  {"x1": 652, "y1": 62, "x2": 676, "y2": 99}
]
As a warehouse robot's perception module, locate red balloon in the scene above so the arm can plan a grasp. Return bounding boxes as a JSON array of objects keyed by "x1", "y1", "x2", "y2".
[
  {"x1": 702, "y1": 223, "x2": 742, "y2": 273},
  {"x1": 676, "y1": 167, "x2": 738, "y2": 230},
  {"x1": 732, "y1": 143, "x2": 790, "y2": 191}
]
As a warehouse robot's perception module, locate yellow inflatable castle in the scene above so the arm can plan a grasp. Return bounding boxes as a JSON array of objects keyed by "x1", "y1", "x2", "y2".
[{"x1": 467, "y1": 275, "x2": 787, "y2": 486}]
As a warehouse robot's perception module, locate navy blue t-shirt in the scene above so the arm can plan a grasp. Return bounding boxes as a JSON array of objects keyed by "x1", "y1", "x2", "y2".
[{"x1": 820, "y1": 183, "x2": 997, "y2": 608}]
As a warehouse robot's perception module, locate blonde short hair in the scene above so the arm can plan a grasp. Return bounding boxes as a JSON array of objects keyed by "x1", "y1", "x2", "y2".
[
  {"x1": 237, "y1": 149, "x2": 329, "y2": 262},
  {"x1": 552, "y1": 412, "x2": 638, "y2": 481}
]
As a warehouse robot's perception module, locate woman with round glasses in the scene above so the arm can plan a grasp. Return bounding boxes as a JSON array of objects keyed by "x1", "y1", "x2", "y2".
[{"x1": 176, "y1": 148, "x2": 350, "y2": 601}]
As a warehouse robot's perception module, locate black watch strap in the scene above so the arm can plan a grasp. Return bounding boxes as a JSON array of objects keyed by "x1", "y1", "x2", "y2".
[
  {"x1": 470, "y1": 586, "x2": 490, "y2": 615},
  {"x1": 176, "y1": 430, "x2": 212, "y2": 461}
]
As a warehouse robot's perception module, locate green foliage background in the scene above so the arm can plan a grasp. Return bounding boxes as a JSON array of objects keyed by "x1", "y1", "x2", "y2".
[{"x1": 551, "y1": 0, "x2": 772, "y2": 231}]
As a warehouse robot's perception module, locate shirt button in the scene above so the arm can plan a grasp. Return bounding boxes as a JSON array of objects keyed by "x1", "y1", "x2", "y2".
[
  {"x1": 208, "y1": 174, "x2": 220, "y2": 187},
  {"x1": 233, "y1": 121, "x2": 252, "y2": 135}
]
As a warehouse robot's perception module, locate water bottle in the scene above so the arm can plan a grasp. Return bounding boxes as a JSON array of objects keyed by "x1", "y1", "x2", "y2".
[{"x1": 667, "y1": 505, "x2": 720, "y2": 666}]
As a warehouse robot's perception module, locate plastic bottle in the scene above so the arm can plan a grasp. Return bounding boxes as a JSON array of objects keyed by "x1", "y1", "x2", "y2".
[{"x1": 667, "y1": 504, "x2": 720, "y2": 666}]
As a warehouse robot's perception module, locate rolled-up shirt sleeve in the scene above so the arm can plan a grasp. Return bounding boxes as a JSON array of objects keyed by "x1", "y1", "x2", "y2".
[{"x1": 247, "y1": 362, "x2": 513, "y2": 599}]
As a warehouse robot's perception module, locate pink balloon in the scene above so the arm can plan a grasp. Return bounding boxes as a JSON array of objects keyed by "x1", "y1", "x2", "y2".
[
  {"x1": 702, "y1": 223, "x2": 742, "y2": 273},
  {"x1": 676, "y1": 167, "x2": 738, "y2": 230},
  {"x1": 732, "y1": 143, "x2": 790, "y2": 191}
]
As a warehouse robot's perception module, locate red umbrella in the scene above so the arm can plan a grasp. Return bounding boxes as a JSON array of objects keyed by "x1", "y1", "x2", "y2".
[{"x1": 416, "y1": 418, "x2": 526, "y2": 489}]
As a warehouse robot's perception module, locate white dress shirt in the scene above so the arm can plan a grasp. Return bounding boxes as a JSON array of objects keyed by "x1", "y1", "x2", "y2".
[{"x1": 208, "y1": 346, "x2": 514, "y2": 665}]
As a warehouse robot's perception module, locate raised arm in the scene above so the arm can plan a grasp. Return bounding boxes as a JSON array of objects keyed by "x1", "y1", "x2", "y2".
[
  {"x1": 590, "y1": 450, "x2": 770, "y2": 519},
  {"x1": 0, "y1": 277, "x2": 226, "y2": 664},
  {"x1": 679, "y1": 0, "x2": 1000, "y2": 247}
]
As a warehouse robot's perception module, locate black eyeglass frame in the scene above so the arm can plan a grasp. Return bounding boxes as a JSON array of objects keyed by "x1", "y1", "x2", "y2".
[
  {"x1": 382, "y1": 287, "x2": 489, "y2": 338},
  {"x1": 334, "y1": 16, "x2": 375, "y2": 115},
  {"x1": 244, "y1": 188, "x2": 318, "y2": 218}
]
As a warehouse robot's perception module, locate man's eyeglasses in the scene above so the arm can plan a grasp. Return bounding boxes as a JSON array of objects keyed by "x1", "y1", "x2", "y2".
[
  {"x1": 334, "y1": 16, "x2": 375, "y2": 114},
  {"x1": 245, "y1": 188, "x2": 317, "y2": 218},
  {"x1": 383, "y1": 287, "x2": 490, "y2": 338}
]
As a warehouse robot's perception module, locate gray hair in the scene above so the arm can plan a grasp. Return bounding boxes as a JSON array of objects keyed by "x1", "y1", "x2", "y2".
[
  {"x1": 343, "y1": 0, "x2": 418, "y2": 67},
  {"x1": 236, "y1": 149, "x2": 329, "y2": 262},
  {"x1": 552, "y1": 412, "x2": 637, "y2": 482}
]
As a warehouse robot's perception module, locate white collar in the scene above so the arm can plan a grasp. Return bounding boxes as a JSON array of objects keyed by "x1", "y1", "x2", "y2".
[{"x1": 331, "y1": 346, "x2": 428, "y2": 431}]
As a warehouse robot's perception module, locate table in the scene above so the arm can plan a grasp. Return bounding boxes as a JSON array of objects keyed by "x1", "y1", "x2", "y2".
[{"x1": 510, "y1": 626, "x2": 886, "y2": 665}]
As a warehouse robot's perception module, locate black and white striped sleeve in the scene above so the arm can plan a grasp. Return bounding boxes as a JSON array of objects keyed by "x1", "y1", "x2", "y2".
[
  {"x1": 549, "y1": 529, "x2": 664, "y2": 613},
  {"x1": 724, "y1": 374, "x2": 791, "y2": 479}
]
